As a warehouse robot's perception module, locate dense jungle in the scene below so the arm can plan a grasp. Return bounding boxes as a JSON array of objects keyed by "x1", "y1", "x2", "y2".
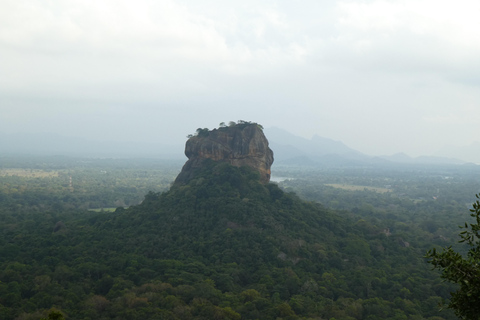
[{"x1": 1, "y1": 155, "x2": 480, "y2": 319}]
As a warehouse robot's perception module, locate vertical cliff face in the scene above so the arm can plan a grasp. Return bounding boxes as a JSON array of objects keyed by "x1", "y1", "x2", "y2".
[{"x1": 174, "y1": 124, "x2": 274, "y2": 184}]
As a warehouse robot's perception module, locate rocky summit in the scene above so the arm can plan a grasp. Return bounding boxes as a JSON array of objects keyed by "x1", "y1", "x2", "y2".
[{"x1": 174, "y1": 122, "x2": 274, "y2": 184}]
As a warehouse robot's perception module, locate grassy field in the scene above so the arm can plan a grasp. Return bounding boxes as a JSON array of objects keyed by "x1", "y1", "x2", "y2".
[
  {"x1": 0, "y1": 168, "x2": 59, "y2": 178},
  {"x1": 325, "y1": 183, "x2": 391, "y2": 193}
]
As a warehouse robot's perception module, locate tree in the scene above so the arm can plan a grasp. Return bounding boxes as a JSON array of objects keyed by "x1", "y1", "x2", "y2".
[
  {"x1": 41, "y1": 309, "x2": 65, "y2": 320},
  {"x1": 425, "y1": 194, "x2": 480, "y2": 320},
  {"x1": 196, "y1": 128, "x2": 210, "y2": 137}
]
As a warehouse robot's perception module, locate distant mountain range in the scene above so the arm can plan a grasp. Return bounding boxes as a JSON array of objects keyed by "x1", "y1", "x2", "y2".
[
  {"x1": 264, "y1": 127, "x2": 471, "y2": 167},
  {"x1": 265, "y1": 127, "x2": 376, "y2": 167},
  {"x1": 1, "y1": 129, "x2": 475, "y2": 167},
  {"x1": 434, "y1": 142, "x2": 480, "y2": 164}
]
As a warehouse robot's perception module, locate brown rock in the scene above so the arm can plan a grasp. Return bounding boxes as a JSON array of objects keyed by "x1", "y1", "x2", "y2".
[{"x1": 175, "y1": 123, "x2": 274, "y2": 184}]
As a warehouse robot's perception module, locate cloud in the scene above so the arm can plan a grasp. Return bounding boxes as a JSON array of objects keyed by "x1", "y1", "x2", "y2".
[
  {"x1": 1, "y1": 0, "x2": 480, "y2": 157},
  {"x1": 329, "y1": 0, "x2": 480, "y2": 82},
  {"x1": 0, "y1": 0, "x2": 312, "y2": 103}
]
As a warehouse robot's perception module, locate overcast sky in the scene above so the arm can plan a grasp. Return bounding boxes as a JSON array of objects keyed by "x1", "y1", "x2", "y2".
[{"x1": 1, "y1": 0, "x2": 480, "y2": 157}]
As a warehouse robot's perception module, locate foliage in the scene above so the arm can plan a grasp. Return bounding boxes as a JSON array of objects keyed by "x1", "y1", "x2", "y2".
[
  {"x1": 425, "y1": 194, "x2": 480, "y2": 319},
  {"x1": 279, "y1": 166, "x2": 480, "y2": 252},
  {"x1": 187, "y1": 121, "x2": 264, "y2": 138},
  {"x1": 195, "y1": 128, "x2": 210, "y2": 137},
  {"x1": 40, "y1": 309, "x2": 65, "y2": 320},
  {"x1": 0, "y1": 156, "x2": 179, "y2": 211},
  {"x1": 0, "y1": 157, "x2": 468, "y2": 319}
]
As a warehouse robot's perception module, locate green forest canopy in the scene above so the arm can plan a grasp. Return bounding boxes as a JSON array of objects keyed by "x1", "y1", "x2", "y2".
[{"x1": 0, "y1": 158, "x2": 467, "y2": 319}]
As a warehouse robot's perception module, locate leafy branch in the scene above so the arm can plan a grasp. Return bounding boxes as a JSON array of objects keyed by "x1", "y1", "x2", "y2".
[{"x1": 425, "y1": 194, "x2": 480, "y2": 319}]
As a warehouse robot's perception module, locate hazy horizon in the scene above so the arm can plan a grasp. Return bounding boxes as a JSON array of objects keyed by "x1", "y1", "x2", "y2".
[
  {"x1": 2, "y1": 126, "x2": 479, "y2": 165},
  {"x1": 2, "y1": 1, "x2": 480, "y2": 159}
]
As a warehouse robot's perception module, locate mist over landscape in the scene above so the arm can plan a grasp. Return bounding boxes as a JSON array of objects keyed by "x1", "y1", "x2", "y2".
[
  {"x1": 2, "y1": 1, "x2": 480, "y2": 320},
  {"x1": 0, "y1": 127, "x2": 475, "y2": 166}
]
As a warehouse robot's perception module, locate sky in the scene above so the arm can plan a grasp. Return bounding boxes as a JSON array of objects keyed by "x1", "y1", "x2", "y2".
[{"x1": 1, "y1": 0, "x2": 480, "y2": 158}]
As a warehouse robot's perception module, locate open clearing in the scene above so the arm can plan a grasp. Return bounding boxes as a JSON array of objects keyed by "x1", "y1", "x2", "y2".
[
  {"x1": 325, "y1": 183, "x2": 391, "y2": 193},
  {"x1": 0, "y1": 169, "x2": 59, "y2": 178}
]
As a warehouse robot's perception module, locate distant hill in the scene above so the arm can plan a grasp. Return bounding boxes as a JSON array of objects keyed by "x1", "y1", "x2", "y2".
[
  {"x1": 265, "y1": 127, "x2": 372, "y2": 166},
  {"x1": 265, "y1": 127, "x2": 471, "y2": 167},
  {"x1": 265, "y1": 127, "x2": 361, "y2": 157},
  {"x1": 0, "y1": 129, "x2": 472, "y2": 167},
  {"x1": 434, "y1": 142, "x2": 480, "y2": 164}
]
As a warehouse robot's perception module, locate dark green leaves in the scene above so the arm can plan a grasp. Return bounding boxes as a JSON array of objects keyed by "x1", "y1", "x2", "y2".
[{"x1": 425, "y1": 194, "x2": 480, "y2": 320}]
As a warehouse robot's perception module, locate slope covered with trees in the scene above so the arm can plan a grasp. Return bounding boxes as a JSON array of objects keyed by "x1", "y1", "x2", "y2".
[{"x1": 0, "y1": 160, "x2": 457, "y2": 319}]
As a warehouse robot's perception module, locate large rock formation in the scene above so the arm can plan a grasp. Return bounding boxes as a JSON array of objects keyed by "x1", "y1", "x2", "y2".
[{"x1": 175, "y1": 123, "x2": 274, "y2": 184}]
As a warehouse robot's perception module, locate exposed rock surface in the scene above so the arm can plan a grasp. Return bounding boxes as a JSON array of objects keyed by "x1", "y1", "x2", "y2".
[{"x1": 175, "y1": 123, "x2": 274, "y2": 184}]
